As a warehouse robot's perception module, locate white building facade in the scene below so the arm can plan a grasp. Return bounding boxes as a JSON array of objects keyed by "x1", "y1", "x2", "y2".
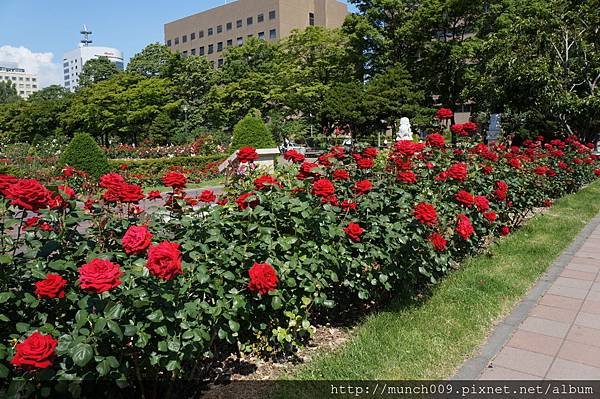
[
  {"x1": 62, "y1": 46, "x2": 124, "y2": 91},
  {"x1": 0, "y1": 65, "x2": 39, "y2": 99}
]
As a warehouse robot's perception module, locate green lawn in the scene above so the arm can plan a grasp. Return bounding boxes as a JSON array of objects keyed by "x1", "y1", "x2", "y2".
[
  {"x1": 143, "y1": 177, "x2": 224, "y2": 193},
  {"x1": 288, "y1": 179, "x2": 600, "y2": 380}
]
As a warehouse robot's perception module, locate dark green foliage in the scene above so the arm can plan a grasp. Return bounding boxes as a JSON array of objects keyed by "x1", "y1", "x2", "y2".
[
  {"x1": 59, "y1": 133, "x2": 110, "y2": 178},
  {"x1": 109, "y1": 154, "x2": 225, "y2": 177},
  {"x1": 0, "y1": 81, "x2": 19, "y2": 104},
  {"x1": 231, "y1": 112, "x2": 276, "y2": 150}
]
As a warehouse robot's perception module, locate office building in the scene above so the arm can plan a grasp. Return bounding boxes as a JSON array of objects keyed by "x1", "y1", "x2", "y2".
[
  {"x1": 164, "y1": 0, "x2": 348, "y2": 66},
  {"x1": 0, "y1": 63, "x2": 39, "y2": 99}
]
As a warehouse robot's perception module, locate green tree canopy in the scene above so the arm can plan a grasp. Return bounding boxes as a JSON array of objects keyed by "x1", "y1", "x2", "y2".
[
  {"x1": 79, "y1": 57, "x2": 121, "y2": 87},
  {"x1": 0, "y1": 81, "x2": 19, "y2": 104},
  {"x1": 127, "y1": 43, "x2": 180, "y2": 78}
]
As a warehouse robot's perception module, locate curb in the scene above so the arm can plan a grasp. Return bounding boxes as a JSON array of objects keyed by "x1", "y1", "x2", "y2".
[{"x1": 452, "y1": 212, "x2": 600, "y2": 380}]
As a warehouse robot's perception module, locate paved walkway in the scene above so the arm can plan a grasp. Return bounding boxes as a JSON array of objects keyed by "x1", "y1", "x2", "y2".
[{"x1": 455, "y1": 214, "x2": 600, "y2": 380}]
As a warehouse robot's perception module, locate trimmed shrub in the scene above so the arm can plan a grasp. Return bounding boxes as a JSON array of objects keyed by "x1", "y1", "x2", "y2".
[
  {"x1": 59, "y1": 133, "x2": 110, "y2": 178},
  {"x1": 231, "y1": 113, "x2": 276, "y2": 150}
]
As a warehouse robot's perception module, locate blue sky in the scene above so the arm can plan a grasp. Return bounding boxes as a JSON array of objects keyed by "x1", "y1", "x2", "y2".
[{"x1": 0, "y1": 0, "x2": 355, "y2": 87}]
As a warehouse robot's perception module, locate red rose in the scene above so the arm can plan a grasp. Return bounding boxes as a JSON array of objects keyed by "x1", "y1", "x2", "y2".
[
  {"x1": 237, "y1": 147, "x2": 259, "y2": 163},
  {"x1": 493, "y1": 180, "x2": 508, "y2": 201},
  {"x1": 24, "y1": 216, "x2": 40, "y2": 229},
  {"x1": 78, "y1": 259, "x2": 123, "y2": 293},
  {"x1": 122, "y1": 225, "x2": 153, "y2": 255},
  {"x1": 297, "y1": 162, "x2": 320, "y2": 180},
  {"x1": 332, "y1": 169, "x2": 350, "y2": 180},
  {"x1": 484, "y1": 212, "x2": 497, "y2": 222},
  {"x1": 115, "y1": 184, "x2": 145, "y2": 203},
  {"x1": 397, "y1": 171, "x2": 417, "y2": 184},
  {"x1": 321, "y1": 194, "x2": 339, "y2": 206},
  {"x1": 456, "y1": 214, "x2": 474, "y2": 240},
  {"x1": 499, "y1": 226, "x2": 511, "y2": 236},
  {"x1": 426, "y1": 133, "x2": 445, "y2": 148},
  {"x1": 394, "y1": 140, "x2": 421, "y2": 157},
  {"x1": 534, "y1": 166, "x2": 549, "y2": 176},
  {"x1": 5, "y1": 179, "x2": 52, "y2": 212},
  {"x1": 356, "y1": 157, "x2": 374, "y2": 169},
  {"x1": 435, "y1": 108, "x2": 454, "y2": 120},
  {"x1": 198, "y1": 189, "x2": 217, "y2": 202},
  {"x1": 0, "y1": 173, "x2": 18, "y2": 196},
  {"x1": 254, "y1": 175, "x2": 280, "y2": 191},
  {"x1": 482, "y1": 165, "x2": 494, "y2": 175},
  {"x1": 10, "y1": 332, "x2": 57, "y2": 369},
  {"x1": 147, "y1": 190, "x2": 162, "y2": 200},
  {"x1": 236, "y1": 192, "x2": 259, "y2": 209},
  {"x1": 414, "y1": 202, "x2": 438, "y2": 226},
  {"x1": 318, "y1": 153, "x2": 335, "y2": 167},
  {"x1": 312, "y1": 178, "x2": 335, "y2": 197},
  {"x1": 354, "y1": 180, "x2": 373, "y2": 195},
  {"x1": 429, "y1": 233, "x2": 447, "y2": 252},
  {"x1": 331, "y1": 146, "x2": 346, "y2": 159},
  {"x1": 40, "y1": 223, "x2": 53, "y2": 232},
  {"x1": 594, "y1": 169, "x2": 600, "y2": 177},
  {"x1": 450, "y1": 124, "x2": 466, "y2": 136},
  {"x1": 99, "y1": 173, "x2": 126, "y2": 191},
  {"x1": 341, "y1": 199, "x2": 357, "y2": 211},
  {"x1": 446, "y1": 163, "x2": 468, "y2": 181},
  {"x1": 283, "y1": 149, "x2": 305, "y2": 163},
  {"x1": 508, "y1": 158, "x2": 522, "y2": 169},
  {"x1": 247, "y1": 262, "x2": 278, "y2": 295},
  {"x1": 34, "y1": 273, "x2": 67, "y2": 299},
  {"x1": 162, "y1": 172, "x2": 187, "y2": 189},
  {"x1": 58, "y1": 185, "x2": 75, "y2": 199},
  {"x1": 543, "y1": 199, "x2": 553, "y2": 207},
  {"x1": 344, "y1": 222, "x2": 365, "y2": 242},
  {"x1": 62, "y1": 166, "x2": 76, "y2": 177},
  {"x1": 217, "y1": 197, "x2": 229, "y2": 206},
  {"x1": 474, "y1": 196, "x2": 490, "y2": 212},
  {"x1": 362, "y1": 147, "x2": 378, "y2": 158},
  {"x1": 462, "y1": 122, "x2": 478, "y2": 134},
  {"x1": 146, "y1": 241, "x2": 183, "y2": 280},
  {"x1": 455, "y1": 190, "x2": 475, "y2": 207}
]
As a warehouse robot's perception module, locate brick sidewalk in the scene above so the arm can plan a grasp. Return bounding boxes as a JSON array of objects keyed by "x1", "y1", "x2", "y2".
[{"x1": 455, "y1": 216, "x2": 600, "y2": 380}]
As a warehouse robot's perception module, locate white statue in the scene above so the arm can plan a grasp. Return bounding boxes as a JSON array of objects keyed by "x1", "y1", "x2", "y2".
[{"x1": 397, "y1": 117, "x2": 413, "y2": 141}]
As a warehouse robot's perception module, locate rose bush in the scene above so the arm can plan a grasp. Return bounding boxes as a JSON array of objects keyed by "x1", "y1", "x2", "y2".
[{"x1": 0, "y1": 133, "x2": 598, "y2": 397}]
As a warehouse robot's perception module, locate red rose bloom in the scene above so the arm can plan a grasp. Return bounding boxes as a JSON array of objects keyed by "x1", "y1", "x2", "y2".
[
  {"x1": 254, "y1": 175, "x2": 280, "y2": 190},
  {"x1": 119, "y1": 163, "x2": 128, "y2": 171},
  {"x1": 312, "y1": 178, "x2": 335, "y2": 197},
  {"x1": 283, "y1": 149, "x2": 305, "y2": 163},
  {"x1": 147, "y1": 190, "x2": 162, "y2": 200},
  {"x1": 493, "y1": 180, "x2": 508, "y2": 201},
  {"x1": 508, "y1": 158, "x2": 522, "y2": 169},
  {"x1": 356, "y1": 157, "x2": 374, "y2": 169},
  {"x1": 397, "y1": 171, "x2": 417, "y2": 184},
  {"x1": 24, "y1": 216, "x2": 40, "y2": 229},
  {"x1": 354, "y1": 180, "x2": 373, "y2": 195},
  {"x1": 594, "y1": 169, "x2": 600, "y2": 177},
  {"x1": 484, "y1": 212, "x2": 498, "y2": 222},
  {"x1": 236, "y1": 192, "x2": 259, "y2": 209},
  {"x1": 456, "y1": 214, "x2": 474, "y2": 240},
  {"x1": 116, "y1": 184, "x2": 145, "y2": 203},
  {"x1": 426, "y1": 133, "x2": 446, "y2": 148},
  {"x1": 78, "y1": 259, "x2": 123, "y2": 293},
  {"x1": 543, "y1": 199, "x2": 553, "y2": 207},
  {"x1": 318, "y1": 153, "x2": 335, "y2": 167},
  {"x1": 414, "y1": 202, "x2": 438, "y2": 226},
  {"x1": 394, "y1": 140, "x2": 421, "y2": 157},
  {"x1": 198, "y1": 189, "x2": 217, "y2": 202},
  {"x1": 162, "y1": 172, "x2": 187, "y2": 189},
  {"x1": 332, "y1": 169, "x2": 350, "y2": 180},
  {"x1": 455, "y1": 190, "x2": 475, "y2": 207},
  {"x1": 5, "y1": 179, "x2": 51, "y2": 212},
  {"x1": 62, "y1": 166, "x2": 76, "y2": 177},
  {"x1": 58, "y1": 185, "x2": 75, "y2": 199},
  {"x1": 534, "y1": 166, "x2": 549, "y2": 176},
  {"x1": 34, "y1": 273, "x2": 67, "y2": 299},
  {"x1": 297, "y1": 162, "x2": 320, "y2": 180},
  {"x1": 146, "y1": 241, "x2": 183, "y2": 280},
  {"x1": 482, "y1": 165, "x2": 494, "y2": 175},
  {"x1": 99, "y1": 173, "x2": 126, "y2": 190},
  {"x1": 462, "y1": 122, "x2": 478, "y2": 134},
  {"x1": 341, "y1": 200, "x2": 357, "y2": 211},
  {"x1": 499, "y1": 226, "x2": 511, "y2": 236},
  {"x1": 237, "y1": 146, "x2": 259, "y2": 163},
  {"x1": 446, "y1": 163, "x2": 468, "y2": 181},
  {"x1": 217, "y1": 197, "x2": 229, "y2": 206},
  {"x1": 474, "y1": 196, "x2": 490, "y2": 212},
  {"x1": 0, "y1": 174, "x2": 18, "y2": 196},
  {"x1": 10, "y1": 332, "x2": 57, "y2": 369},
  {"x1": 435, "y1": 107, "x2": 454, "y2": 120},
  {"x1": 344, "y1": 222, "x2": 365, "y2": 242},
  {"x1": 122, "y1": 225, "x2": 153, "y2": 255},
  {"x1": 248, "y1": 262, "x2": 278, "y2": 295},
  {"x1": 450, "y1": 124, "x2": 466, "y2": 136},
  {"x1": 362, "y1": 147, "x2": 378, "y2": 158},
  {"x1": 429, "y1": 233, "x2": 447, "y2": 252}
]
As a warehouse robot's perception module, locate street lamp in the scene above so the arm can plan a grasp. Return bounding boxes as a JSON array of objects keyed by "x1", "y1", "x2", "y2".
[{"x1": 183, "y1": 104, "x2": 189, "y2": 136}]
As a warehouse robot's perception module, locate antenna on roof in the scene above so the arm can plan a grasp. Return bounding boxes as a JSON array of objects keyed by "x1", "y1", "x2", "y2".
[{"x1": 80, "y1": 25, "x2": 93, "y2": 46}]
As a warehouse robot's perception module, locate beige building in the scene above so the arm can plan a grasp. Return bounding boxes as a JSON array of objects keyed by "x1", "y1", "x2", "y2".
[
  {"x1": 164, "y1": 0, "x2": 349, "y2": 66},
  {"x1": 0, "y1": 65, "x2": 39, "y2": 99}
]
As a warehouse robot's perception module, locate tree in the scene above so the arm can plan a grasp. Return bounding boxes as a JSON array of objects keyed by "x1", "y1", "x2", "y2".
[
  {"x1": 172, "y1": 55, "x2": 218, "y2": 127},
  {"x1": 59, "y1": 133, "x2": 110, "y2": 178},
  {"x1": 79, "y1": 57, "x2": 121, "y2": 87},
  {"x1": 231, "y1": 112, "x2": 276, "y2": 150},
  {"x1": 127, "y1": 43, "x2": 180, "y2": 78},
  {"x1": 0, "y1": 81, "x2": 19, "y2": 104}
]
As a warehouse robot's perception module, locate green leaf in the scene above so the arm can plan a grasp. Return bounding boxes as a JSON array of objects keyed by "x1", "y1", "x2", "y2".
[
  {"x1": 71, "y1": 343, "x2": 93, "y2": 367},
  {"x1": 166, "y1": 360, "x2": 179, "y2": 371},
  {"x1": 0, "y1": 292, "x2": 14, "y2": 304},
  {"x1": 107, "y1": 320, "x2": 123, "y2": 340},
  {"x1": 271, "y1": 296, "x2": 283, "y2": 310},
  {"x1": 96, "y1": 358, "x2": 111, "y2": 376},
  {"x1": 167, "y1": 340, "x2": 180, "y2": 352},
  {"x1": 104, "y1": 302, "x2": 123, "y2": 320},
  {"x1": 228, "y1": 320, "x2": 240, "y2": 332},
  {"x1": 15, "y1": 322, "x2": 29, "y2": 333},
  {"x1": 75, "y1": 309, "x2": 88, "y2": 328},
  {"x1": 147, "y1": 309, "x2": 164, "y2": 322},
  {"x1": 0, "y1": 363, "x2": 8, "y2": 378}
]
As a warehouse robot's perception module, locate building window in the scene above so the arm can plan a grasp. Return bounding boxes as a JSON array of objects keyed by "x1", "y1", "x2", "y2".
[
  {"x1": 247, "y1": 16, "x2": 253, "y2": 25},
  {"x1": 63, "y1": 62, "x2": 69, "y2": 67},
  {"x1": 191, "y1": 32, "x2": 196, "y2": 40},
  {"x1": 32, "y1": 78, "x2": 36, "y2": 82},
  {"x1": 258, "y1": 31, "x2": 265, "y2": 40},
  {"x1": 227, "y1": 39, "x2": 233, "y2": 47},
  {"x1": 65, "y1": 81, "x2": 70, "y2": 87},
  {"x1": 217, "y1": 42, "x2": 223, "y2": 52},
  {"x1": 182, "y1": 50, "x2": 188, "y2": 57},
  {"x1": 19, "y1": 77, "x2": 23, "y2": 81},
  {"x1": 226, "y1": 22, "x2": 232, "y2": 31},
  {"x1": 174, "y1": 37, "x2": 179, "y2": 45},
  {"x1": 258, "y1": 13, "x2": 264, "y2": 23},
  {"x1": 269, "y1": 29, "x2": 277, "y2": 39},
  {"x1": 269, "y1": 10, "x2": 276, "y2": 20},
  {"x1": 217, "y1": 25, "x2": 223, "y2": 34},
  {"x1": 218, "y1": 59, "x2": 224, "y2": 68},
  {"x1": 208, "y1": 44, "x2": 214, "y2": 54},
  {"x1": 64, "y1": 75, "x2": 69, "y2": 81},
  {"x1": 236, "y1": 19, "x2": 242, "y2": 28},
  {"x1": 199, "y1": 30, "x2": 204, "y2": 38},
  {"x1": 247, "y1": 34, "x2": 253, "y2": 38},
  {"x1": 182, "y1": 35, "x2": 187, "y2": 43},
  {"x1": 32, "y1": 84, "x2": 37, "y2": 88},
  {"x1": 64, "y1": 68, "x2": 69, "y2": 74},
  {"x1": 208, "y1": 27, "x2": 213, "y2": 36},
  {"x1": 167, "y1": 39, "x2": 172, "y2": 46},
  {"x1": 237, "y1": 37, "x2": 243, "y2": 45},
  {"x1": 199, "y1": 46, "x2": 205, "y2": 55},
  {"x1": 309, "y1": 12, "x2": 315, "y2": 26},
  {"x1": 191, "y1": 48, "x2": 196, "y2": 55}
]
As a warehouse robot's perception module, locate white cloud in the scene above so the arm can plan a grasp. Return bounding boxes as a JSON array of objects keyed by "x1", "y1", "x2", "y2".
[{"x1": 0, "y1": 45, "x2": 62, "y2": 88}]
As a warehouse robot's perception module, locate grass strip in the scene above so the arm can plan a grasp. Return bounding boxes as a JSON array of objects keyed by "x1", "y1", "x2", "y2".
[{"x1": 289, "y1": 179, "x2": 600, "y2": 380}]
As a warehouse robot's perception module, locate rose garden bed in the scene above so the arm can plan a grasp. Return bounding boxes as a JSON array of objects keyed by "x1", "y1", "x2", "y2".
[{"x1": 1, "y1": 133, "x2": 599, "y2": 397}]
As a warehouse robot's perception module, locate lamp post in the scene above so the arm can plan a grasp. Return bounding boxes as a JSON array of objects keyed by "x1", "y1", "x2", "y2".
[{"x1": 183, "y1": 104, "x2": 189, "y2": 136}]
